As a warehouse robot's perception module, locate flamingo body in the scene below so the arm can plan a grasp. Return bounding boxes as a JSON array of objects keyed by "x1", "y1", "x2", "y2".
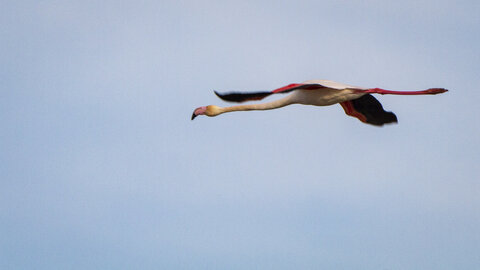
[{"x1": 192, "y1": 80, "x2": 447, "y2": 126}]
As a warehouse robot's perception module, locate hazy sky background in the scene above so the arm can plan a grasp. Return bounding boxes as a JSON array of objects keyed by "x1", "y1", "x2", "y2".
[{"x1": 1, "y1": 0, "x2": 479, "y2": 269}]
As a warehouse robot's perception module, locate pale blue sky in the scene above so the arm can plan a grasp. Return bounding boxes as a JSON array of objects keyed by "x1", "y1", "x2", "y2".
[{"x1": 1, "y1": 1, "x2": 479, "y2": 269}]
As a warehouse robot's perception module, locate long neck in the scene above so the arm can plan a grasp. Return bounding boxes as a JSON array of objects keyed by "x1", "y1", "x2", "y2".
[{"x1": 218, "y1": 95, "x2": 294, "y2": 115}]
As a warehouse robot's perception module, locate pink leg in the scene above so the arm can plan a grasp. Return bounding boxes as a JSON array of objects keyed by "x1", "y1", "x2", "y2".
[{"x1": 365, "y1": 88, "x2": 448, "y2": 95}]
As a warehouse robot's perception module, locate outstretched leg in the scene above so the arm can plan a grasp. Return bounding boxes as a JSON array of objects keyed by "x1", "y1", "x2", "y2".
[{"x1": 365, "y1": 88, "x2": 448, "y2": 95}]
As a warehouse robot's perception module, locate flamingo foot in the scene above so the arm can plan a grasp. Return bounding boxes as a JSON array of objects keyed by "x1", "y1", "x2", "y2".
[{"x1": 426, "y1": 88, "x2": 448, "y2": 94}]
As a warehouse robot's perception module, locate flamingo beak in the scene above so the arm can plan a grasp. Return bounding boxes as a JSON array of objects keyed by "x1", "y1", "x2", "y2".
[{"x1": 191, "y1": 106, "x2": 207, "y2": 120}]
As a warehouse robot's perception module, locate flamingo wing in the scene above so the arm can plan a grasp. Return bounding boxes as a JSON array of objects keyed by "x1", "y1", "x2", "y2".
[
  {"x1": 214, "y1": 83, "x2": 326, "y2": 103},
  {"x1": 340, "y1": 94, "x2": 397, "y2": 126}
]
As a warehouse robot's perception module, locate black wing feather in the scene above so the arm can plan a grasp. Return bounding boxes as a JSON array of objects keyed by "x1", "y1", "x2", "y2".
[
  {"x1": 351, "y1": 94, "x2": 398, "y2": 126},
  {"x1": 214, "y1": 91, "x2": 272, "y2": 103}
]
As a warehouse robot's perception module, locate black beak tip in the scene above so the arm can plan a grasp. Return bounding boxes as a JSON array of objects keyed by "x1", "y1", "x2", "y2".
[{"x1": 191, "y1": 113, "x2": 197, "y2": 120}]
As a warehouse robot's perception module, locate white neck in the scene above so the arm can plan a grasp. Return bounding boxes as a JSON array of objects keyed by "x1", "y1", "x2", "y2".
[{"x1": 218, "y1": 95, "x2": 295, "y2": 115}]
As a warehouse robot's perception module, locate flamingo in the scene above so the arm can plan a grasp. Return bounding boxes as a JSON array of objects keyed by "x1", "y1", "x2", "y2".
[{"x1": 191, "y1": 80, "x2": 447, "y2": 126}]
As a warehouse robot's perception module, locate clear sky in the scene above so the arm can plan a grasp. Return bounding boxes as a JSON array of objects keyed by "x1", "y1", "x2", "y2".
[{"x1": 1, "y1": 0, "x2": 479, "y2": 269}]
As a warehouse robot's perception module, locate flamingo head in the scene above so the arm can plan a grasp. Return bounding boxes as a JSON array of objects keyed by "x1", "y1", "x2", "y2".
[{"x1": 191, "y1": 105, "x2": 221, "y2": 120}]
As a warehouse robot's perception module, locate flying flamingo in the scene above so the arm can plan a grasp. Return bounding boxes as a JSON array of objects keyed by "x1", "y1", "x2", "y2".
[{"x1": 191, "y1": 80, "x2": 447, "y2": 126}]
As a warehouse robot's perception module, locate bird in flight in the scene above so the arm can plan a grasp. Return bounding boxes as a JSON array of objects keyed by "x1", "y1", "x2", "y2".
[{"x1": 191, "y1": 80, "x2": 447, "y2": 126}]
